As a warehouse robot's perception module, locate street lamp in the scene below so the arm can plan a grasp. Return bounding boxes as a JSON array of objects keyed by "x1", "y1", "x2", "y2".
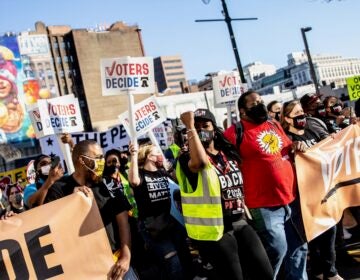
[{"x1": 301, "y1": 27, "x2": 320, "y2": 95}]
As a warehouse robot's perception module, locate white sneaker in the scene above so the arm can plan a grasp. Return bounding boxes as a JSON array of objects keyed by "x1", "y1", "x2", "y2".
[{"x1": 328, "y1": 274, "x2": 344, "y2": 280}]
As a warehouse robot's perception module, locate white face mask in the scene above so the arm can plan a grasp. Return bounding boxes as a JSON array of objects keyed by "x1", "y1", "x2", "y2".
[{"x1": 40, "y1": 164, "x2": 51, "y2": 176}]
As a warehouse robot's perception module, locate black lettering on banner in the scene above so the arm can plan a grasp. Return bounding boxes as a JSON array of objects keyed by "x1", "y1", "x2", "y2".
[
  {"x1": 72, "y1": 134, "x2": 84, "y2": 144},
  {"x1": 25, "y1": 225, "x2": 64, "y2": 279},
  {"x1": 0, "y1": 239, "x2": 29, "y2": 280},
  {"x1": 110, "y1": 127, "x2": 119, "y2": 144},
  {"x1": 85, "y1": 133, "x2": 98, "y2": 142},
  {"x1": 99, "y1": 132, "x2": 108, "y2": 148}
]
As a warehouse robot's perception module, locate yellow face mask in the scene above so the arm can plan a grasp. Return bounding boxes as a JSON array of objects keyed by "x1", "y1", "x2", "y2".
[{"x1": 82, "y1": 155, "x2": 105, "y2": 177}]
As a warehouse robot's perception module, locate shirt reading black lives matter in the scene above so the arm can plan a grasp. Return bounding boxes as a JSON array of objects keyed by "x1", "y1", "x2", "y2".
[
  {"x1": 178, "y1": 152, "x2": 245, "y2": 219},
  {"x1": 133, "y1": 169, "x2": 171, "y2": 220},
  {"x1": 44, "y1": 175, "x2": 131, "y2": 252}
]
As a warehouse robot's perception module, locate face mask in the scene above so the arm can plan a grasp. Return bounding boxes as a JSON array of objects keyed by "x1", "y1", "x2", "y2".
[
  {"x1": 103, "y1": 165, "x2": 118, "y2": 175},
  {"x1": 246, "y1": 103, "x2": 268, "y2": 124},
  {"x1": 330, "y1": 103, "x2": 342, "y2": 116},
  {"x1": 82, "y1": 155, "x2": 105, "y2": 178},
  {"x1": 15, "y1": 193, "x2": 23, "y2": 205},
  {"x1": 290, "y1": 114, "x2": 307, "y2": 129},
  {"x1": 198, "y1": 129, "x2": 214, "y2": 145},
  {"x1": 40, "y1": 164, "x2": 51, "y2": 176},
  {"x1": 119, "y1": 157, "x2": 128, "y2": 167},
  {"x1": 315, "y1": 104, "x2": 326, "y2": 118},
  {"x1": 155, "y1": 155, "x2": 164, "y2": 168},
  {"x1": 274, "y1": 112, "x2": 281, "y2": 121}
]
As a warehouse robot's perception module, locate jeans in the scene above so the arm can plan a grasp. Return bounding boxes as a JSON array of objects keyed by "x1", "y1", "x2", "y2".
[
  {"x1": 309, "y1": 226, "x2": 338, "y2": 278},
  {"x1": 139, "y1": 217, "x2": 193, "y2": 280},
  {"x1": 249, "y1": 202, "x2": 308, "y2": 280}
]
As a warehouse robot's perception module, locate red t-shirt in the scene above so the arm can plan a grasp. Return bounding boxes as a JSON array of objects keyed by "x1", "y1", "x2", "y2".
[{"x1": 224, "y1": 119, "x2": 296, "y2": 208}]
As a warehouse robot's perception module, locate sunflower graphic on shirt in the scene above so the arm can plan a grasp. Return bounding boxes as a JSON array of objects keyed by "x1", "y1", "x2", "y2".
[{"x1": 257, "y1": 129, "x2": 283, "y2": 154}]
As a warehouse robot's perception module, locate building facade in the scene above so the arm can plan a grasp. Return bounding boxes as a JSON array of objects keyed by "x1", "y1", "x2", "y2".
[
  {"x1": 154, "y1": 55, "x2": 187, "y2": 94},
  {"x1": 29, "y1": 21, "x2": 148, "y2": 131}
]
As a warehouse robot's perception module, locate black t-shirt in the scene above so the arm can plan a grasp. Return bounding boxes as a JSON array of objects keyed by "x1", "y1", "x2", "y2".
[
  {"x1": 286, "y1": 129, "x2": 321, "y2": 148},
  {"x1": 133, "y1": 169, "x2": 171, "y2": 220},
  {"x1": 178, "y1": 152, "x2": 245, "y2": 219},
  {"x1": 45, "y1": 175, "x2": 131, "y2": 252}
]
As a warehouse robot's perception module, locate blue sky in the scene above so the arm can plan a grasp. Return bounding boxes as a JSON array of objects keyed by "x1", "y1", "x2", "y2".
[{"x1": 1, "y1": 0, "x2": 359, "y2": 81}]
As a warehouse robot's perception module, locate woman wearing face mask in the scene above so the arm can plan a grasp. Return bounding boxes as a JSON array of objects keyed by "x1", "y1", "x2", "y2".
[
  {"x1": 23, "y1": 154, "x2": 64, "y2": 208},
  {"x1": 322, "y1": 96, "x2": 348, "y2": 133},
  {"x1": 6, "y1": 183, "x2": 25, "y2": 214},
  {"x1": 128, "y1": 143, "x2": 194, "y2": 280},
  {"x1": 281, "y1": 100, "x2": 343, "y2": 280},
  {"x1": 267, "y1": 100, "x2": 282, "y2": 121},
  {"x1": 177, "y1": 109, "x2": 273, "y2": 280}
]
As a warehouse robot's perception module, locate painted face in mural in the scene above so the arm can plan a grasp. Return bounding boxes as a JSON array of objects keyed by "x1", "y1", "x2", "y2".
[{"x1": 0, "y1": 77, "x2": 12, "y2": 99}]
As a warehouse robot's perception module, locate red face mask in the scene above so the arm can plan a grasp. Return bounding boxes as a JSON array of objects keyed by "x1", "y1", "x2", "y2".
[{"x1": 155, "y1": 155, "x2": 164, "y2": 168}]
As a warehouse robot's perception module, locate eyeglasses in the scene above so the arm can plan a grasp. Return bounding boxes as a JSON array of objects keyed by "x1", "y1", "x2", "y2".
[{"x1": 81, "y1": 154, "x2": 104, "y2": 160}]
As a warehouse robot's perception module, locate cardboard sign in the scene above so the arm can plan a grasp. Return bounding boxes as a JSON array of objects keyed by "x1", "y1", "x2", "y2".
[
  {"x1": 100, "y1": 56, "x2": 155, "y2": 96},
  {"x1": 295, "y1": 124, "x2": 360, "y2": 241},
  {"x1": 0, "y1": 193, "x2": 113, "y2": 279},
  {"x1": 118, "y1": 96, "x2": 165, "y2": 138},
  {"x1": 34, "y1": 94, "x2": 83, "y2": 137},
  {"x1": 212, "y1": 72, "x2": 247, "y2": 106},
  {"x1": 346, "y1": 76, "x2": 360, "y2": 101},
  {"x1": 0, "y1": 166, "x2": 27, "y2": 185}
]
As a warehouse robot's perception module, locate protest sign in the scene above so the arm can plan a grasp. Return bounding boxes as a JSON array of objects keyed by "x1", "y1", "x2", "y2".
[
  {"x1": 37, "y1": 94, "x2": 83, "y2": 136},
  {"x1": 295, "y1": 124, "x2": 360, "y2": 241},
  {"x1": 118, "y1": 96, "x2": 165, "y2": 138},
  {"x1": 346, "y1": 75, "x2": 360, "y2": 101},
  {"x1": 0, "y1": 166, "x2": 27, "y2": 185},
  {"x1": 100, "y1": 56, "x2": 155, "y2": 96},
  {"x1": 212, "y1": 72, "x2": 247, "y2": 107},
  {"x1": 0, "y1": 193, "x2": 113, "y2": 279}
]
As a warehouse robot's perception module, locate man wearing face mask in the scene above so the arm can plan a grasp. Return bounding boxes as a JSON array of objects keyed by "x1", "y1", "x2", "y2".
[
  {"x1": 267, "y1": 100, "x2": 282, "y2": 122},
  {"x1": 6, "y1": 183, "x2": 25, "y2": 214},
  {"x1": 23, "y1": 154, "x2": 64, "y2": 208},
  {"x1": 323, "y1": 96, "x2": 348, "y2": 133},
  {"x1": 224, "y1": 90, "x2": 308, "y2": 280},
  {"x1": 44, "y1": 140, "x2": 133, "y2": 280}
]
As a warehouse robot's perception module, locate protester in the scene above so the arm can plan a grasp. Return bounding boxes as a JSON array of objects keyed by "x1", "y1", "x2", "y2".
[
  {"x1": 224, "y1": 90, "x2": 308, "y2": 279},
  {"x1": 6, "y1": 182, "x2": 25, "y2": 214},
  {"x1": 176, "y1": 108, "x2": 273, "y2": 280},
  {"x1": 44, "y1": 140, "x2": 133, "y2": 280},
  {"x1": 281, "y1": 100, "x2": 343, "y2": 280},
  {"x1": 322, "y1": 96, "x2": 347, "y2": 133},
  {"x1": 164, "y1": 124, "x2": 188, "y2": 169},
  {"x1": 267, "y1": 100, "x2": 282, "y2": 121},
  {"x1": 128, "y1": 142, "x2": 194, "y2": 280},
  {"x1": 23, "y1": 154, "x2": 64, "y2": 208}
]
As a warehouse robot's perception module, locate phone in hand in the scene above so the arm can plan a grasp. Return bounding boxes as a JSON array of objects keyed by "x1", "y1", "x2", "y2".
[{"x1": 51, "y1": 156, "x2": 61, "y2": 169}]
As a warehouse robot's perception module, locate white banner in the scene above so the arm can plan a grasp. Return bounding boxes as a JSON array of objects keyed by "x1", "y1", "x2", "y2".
[
  {"x1": 118, "y1": 96, "x2": 165, "y2": 138},
  {"x1": 212, "y1": 72, "x2": 247, "y2": 107},
  {"x1": 100, "y1": 56, "x2": 155, "y2": 96}
]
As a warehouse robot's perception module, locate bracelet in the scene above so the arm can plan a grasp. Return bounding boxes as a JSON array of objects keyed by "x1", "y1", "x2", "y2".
[{"x1": 186, "y1": 128, "x2": 196, "y2": 134}]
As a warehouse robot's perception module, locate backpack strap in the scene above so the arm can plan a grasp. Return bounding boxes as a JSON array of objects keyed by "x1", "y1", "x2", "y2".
[{"x1": 235, "y1": 121, "x2": 244, "y2": 149}]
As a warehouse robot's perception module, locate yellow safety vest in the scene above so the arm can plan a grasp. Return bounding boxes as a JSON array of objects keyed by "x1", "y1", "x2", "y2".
[
  {"x1": 169, "y1": 144, "x2": 181, "y2": 159},
  {"x1": 176, "y1": 162, "x2": 224, "y2": 241}
]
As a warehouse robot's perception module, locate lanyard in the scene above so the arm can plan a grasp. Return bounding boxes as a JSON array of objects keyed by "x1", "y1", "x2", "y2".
[{"x1": 207, "y1": 151, "x2": 231, "y2": 175}]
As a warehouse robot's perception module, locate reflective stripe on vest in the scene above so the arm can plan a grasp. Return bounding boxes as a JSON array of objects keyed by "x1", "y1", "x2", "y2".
[{"x1": 176, "y1": 162, "x2": 224, "y2": 241}]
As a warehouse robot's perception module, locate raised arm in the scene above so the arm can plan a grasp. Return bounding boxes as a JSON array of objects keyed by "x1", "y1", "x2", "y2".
[
  {"x1": 128, "y1": 143, "x2": 140, "y2": 187},
  {"x1": 180, "y1": 111, "x2": 209, "y2": 172}
]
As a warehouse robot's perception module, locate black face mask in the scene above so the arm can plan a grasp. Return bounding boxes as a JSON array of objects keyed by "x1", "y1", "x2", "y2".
[
  {"x1": 103, "y1": 165, "x2": 118, "y2": 176},
  {"x1": 274, "y1": 112, "x2": 281, "y2": 121},
  {"x1": 119, "y1": 157, "x2": 128, "y2": 167},
  {"x1": 315, "y1": 104, "x2": 326, "y2": 118},
  {"x1": 291, "y1": 114, "x2": 307, "y2": 129},
  {"x1": 330, "y1": 103, "x2": 342, "y2": 116},
  {"x1": 198, "y1": 129, "x2": 214, "y2": 146},
  {"x1": 246, "y1": 103, "x2": 268, "y2": 124}
]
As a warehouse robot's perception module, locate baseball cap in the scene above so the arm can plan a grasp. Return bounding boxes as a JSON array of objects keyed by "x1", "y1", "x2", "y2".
[
  {"x1": 194, "y1": 108, "x2": 217, "y2": 125},
  {"x1": 300, "y1": 93, "x2": 322, "y2": 108}
]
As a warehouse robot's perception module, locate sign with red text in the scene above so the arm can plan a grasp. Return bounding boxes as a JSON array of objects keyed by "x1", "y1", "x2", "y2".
[
  {"x1": 100, "y1": 56, "x2": 155, "y2": 96},
  {"x1": 0, "y1": 193, "x2": 113, "y2": 279},
  {"x1": 118, "y1": 96, "x2": 165, "y2": 137},
  {"x1": 296, "y1": 124, "x2": 360, "y2": 241},
  {"x1": 34, "y1": 94, "x2": 83, "y2": 137},
  {"x1": 212, "y1": 72, "x2": 247, "y2": 106}
]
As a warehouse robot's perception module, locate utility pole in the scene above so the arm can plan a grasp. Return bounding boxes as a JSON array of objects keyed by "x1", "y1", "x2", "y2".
[{"x1": 196, "y1": 0, "x2": 257, "y2": 83}]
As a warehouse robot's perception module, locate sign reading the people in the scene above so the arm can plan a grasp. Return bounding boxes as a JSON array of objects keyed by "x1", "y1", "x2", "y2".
[
  {"x1": 118, "y1": 96, "x2": 165, "y2": 137},
  {"x1": 212, "y1": 71, "x2": 247, "y2": 106},
  {"x1": 28, "y1": 94, "x2": 84, "y2": 138},
  {"x1": 295, "y1": 124, "x2": 360, "y2": 241},
  {"x1": 100, "y1": 56, "x2": 155, "y2": 96},
  {"x1": 346, "y1": 76, "x2": 360, "y2": 101},
  {"x1": 0, "y1": 193, "x2": 113, "y2": 279}
]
